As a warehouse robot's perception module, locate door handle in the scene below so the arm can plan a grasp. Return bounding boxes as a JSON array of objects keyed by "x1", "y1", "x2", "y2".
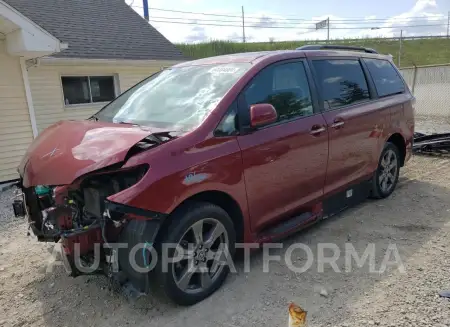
[
  {"x1": 330, "y1": 121, "x2": 345, "y2": 129},
  {"x1": 310, "y1": 125, "x2": 327, "y2": 135}
]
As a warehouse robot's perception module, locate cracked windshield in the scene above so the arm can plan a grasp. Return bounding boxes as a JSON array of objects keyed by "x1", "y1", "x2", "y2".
[{"x1": 95, "y1": 63, "x2": 251, "y2": 129}]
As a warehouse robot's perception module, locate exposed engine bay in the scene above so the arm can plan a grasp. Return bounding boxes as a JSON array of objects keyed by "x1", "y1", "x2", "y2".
[
  {"x1": 13, "y1": 125, "x2": 182, "y2": 298},
  {"x1": 15, "y1": 164, "x2": 151, "y2": 283},
  {"x1": 21, "y1": 164, "x2": 148, "y2": 239}
]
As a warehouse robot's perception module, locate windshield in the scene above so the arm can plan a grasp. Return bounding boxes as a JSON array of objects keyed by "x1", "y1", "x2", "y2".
[{"x1": 94, "y1": 63, "x2": 251, "y2": 130}]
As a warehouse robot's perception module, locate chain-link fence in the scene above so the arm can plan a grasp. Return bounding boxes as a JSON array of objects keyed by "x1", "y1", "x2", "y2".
[{"x1": 399, "y1": 64, "x2": 450, "y2": 134}]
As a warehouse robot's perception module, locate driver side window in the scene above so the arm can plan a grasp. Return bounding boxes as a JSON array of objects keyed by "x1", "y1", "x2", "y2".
[{"x1": 244, "y1": 61, "x2": 313, "y2": 123}]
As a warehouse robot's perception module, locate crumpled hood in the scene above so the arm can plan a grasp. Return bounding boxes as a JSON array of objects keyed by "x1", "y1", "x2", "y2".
[{"x1": 18, "y1": 120, "x2": 161, "y2": 187}]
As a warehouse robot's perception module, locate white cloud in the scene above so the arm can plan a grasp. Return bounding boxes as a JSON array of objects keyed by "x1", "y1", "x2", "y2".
[
  {"x1": 181, "y1": 0, "x2": 203, "y2": 4},
  {"x1": 129, "y1": 0, "x2": 448, "y2": 43},
  {"x1": 369, "y1": 0, "x2": 445, "y2": 38}
]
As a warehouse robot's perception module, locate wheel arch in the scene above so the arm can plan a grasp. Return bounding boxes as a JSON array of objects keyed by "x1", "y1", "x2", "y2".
[
  {"x1": 386, "y1": 132, "x2": 406, "y2": 166},
  {"x1": 154, "y1": 190, "x2": 245, "y2": 245}
]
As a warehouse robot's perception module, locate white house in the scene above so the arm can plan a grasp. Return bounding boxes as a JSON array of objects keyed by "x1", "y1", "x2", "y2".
[{"x1": 0, "y1": 0, "x2": 186, "y2": 183}]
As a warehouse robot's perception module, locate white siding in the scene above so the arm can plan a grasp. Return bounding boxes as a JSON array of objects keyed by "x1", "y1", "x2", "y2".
[
  {"x1": 0, "y1": 40, "x2": 33, "y2": 182},
  {"x1": 28, "y1": 63, "x2": 168, "y2": 132}
]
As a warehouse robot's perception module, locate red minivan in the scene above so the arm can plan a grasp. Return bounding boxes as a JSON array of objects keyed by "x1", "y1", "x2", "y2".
[{"x1": 15, "y1": 45, "x2": 414, "y2": 305}]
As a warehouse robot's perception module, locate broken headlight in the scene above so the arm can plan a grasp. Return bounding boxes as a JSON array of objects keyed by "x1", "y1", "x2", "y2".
[{"x1": 81, "y1": 164, "x2": 149, "y2": 218}]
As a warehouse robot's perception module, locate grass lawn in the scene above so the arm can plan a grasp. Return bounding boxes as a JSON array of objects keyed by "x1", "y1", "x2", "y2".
[{"x1": 177, "y1": 38, "x2": 450, "y2": 67}]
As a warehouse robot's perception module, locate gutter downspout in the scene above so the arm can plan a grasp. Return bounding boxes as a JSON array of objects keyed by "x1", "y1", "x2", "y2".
[{"x1": 19, "y1": 57, "x2": 38, "y2": 138}]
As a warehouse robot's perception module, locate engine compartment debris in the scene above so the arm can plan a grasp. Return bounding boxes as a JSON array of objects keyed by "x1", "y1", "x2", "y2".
[
  {"x1": 438, "y1": 290, "x2": 450, "y2": 298},
  {"x1": 13, "y1": 164, "x2": 150, "y2": 284},
  {"x1": 413, "y1": 132, "x2": 450, "y2": 156}
]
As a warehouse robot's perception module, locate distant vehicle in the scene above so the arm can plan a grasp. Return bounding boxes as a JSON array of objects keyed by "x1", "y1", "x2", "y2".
[{"x1": 14, "y1": 45, "x2": 414, "y2": 305}]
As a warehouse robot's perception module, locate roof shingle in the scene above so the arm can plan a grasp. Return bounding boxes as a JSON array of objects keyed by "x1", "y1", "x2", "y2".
[{"x1": 3, "y1": 0, "x2": 186, "y2": 61}]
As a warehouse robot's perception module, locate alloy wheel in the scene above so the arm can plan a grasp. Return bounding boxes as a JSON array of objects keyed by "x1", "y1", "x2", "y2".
[
  {"x1": 172, "y1": 218, "x2": 229, "y2": 294},
  {"x1": 378, "y1": 149, "x2": 398, "y2": 193}
]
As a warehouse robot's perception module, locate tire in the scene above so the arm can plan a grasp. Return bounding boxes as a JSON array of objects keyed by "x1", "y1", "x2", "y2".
[
  {"x1": 153, "y1": 202, "x2": 236, "y2": 306},
  {"x1": 370, "y1": 142, "x2": 401, "y2": 199}
]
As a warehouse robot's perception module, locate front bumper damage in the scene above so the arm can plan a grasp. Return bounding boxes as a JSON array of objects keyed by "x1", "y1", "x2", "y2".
[
  {"x1": 13, "y1": 178, "x2": 167, "y2": 297},
  {"x1": 11, "y1": 120, "x2": 185, "y2": 300}
]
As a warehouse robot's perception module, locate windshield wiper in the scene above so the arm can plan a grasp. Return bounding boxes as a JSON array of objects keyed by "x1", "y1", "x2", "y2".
[
  {"x1": 115, "y1": 120, "x2": 139, "y2": 126},
  {"x1": 135, "y1": 132, "x2": 178, "y2": 148}
]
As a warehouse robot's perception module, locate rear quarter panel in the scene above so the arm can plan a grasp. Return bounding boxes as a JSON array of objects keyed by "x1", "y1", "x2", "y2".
[
  {"x1": 384, "y1": 93, "x2": 415, "y2": 163},
  {"x1": 386, "y1": 62, "x2": 415, "y2": 163},
  {"x1": 402, "y1": 95, "x2": 415, "y2": 163}
]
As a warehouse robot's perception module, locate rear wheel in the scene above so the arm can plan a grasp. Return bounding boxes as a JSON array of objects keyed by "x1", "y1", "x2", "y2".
[
  {"x1": 154, "y1": 202, "x2": 236, "y2": 306},
  {"x1": 371, "y1": 142, "x2": 401, "y2": 199}
]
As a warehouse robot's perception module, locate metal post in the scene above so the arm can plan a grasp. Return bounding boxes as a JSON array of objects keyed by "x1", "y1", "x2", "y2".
[
  {"x1": 242, "y1": 6, "x2": 246, "y2": 43},
  {"x1": 398, "y1": 29, "x2": 403, "y2": 67},
  {"x1": 327, "y1": 17, "x2": 330, "y2": 44},
  {"x1": 447, "y1": 11, "x2": 449, "y2": 38},
  {"x1": 411, "y1": 65, "x2": 418, "y2": 95},
  {"x1": 143, "y1": 0, "x2": 149, "y2": 21}
]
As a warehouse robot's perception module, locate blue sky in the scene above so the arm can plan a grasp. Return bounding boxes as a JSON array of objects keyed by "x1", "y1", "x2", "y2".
[{"x1": 129, "y1": 0, "x2": 450, "y2": 43}]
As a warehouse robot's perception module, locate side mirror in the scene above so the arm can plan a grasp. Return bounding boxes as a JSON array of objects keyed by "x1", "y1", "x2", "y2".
[{"x1": 250, "y1": 103, "x2": 278, "y2": 128}]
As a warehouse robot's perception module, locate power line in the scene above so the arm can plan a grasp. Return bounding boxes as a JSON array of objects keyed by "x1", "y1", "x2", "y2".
[
  {"x1": 134, "y1": 5, "x2": 446, "y2": 23},
  {"x1": 320, "y1": 16, "x2": 445, "y2": 22},
  {"x1": 149, "y1": 19, "x2": 446, "y2": 30},
  {"x1": 136, "y1": 6, "x2": 250, "y2": 18},
  {"x1": 247, "y1": 13, "x2": 446, "y2": 21},
  {"x1": 140, "y1": 15, "x2": 447, "y2": 26}
]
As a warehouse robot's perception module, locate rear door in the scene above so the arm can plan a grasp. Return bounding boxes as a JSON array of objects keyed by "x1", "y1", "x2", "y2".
[
  {"x1": 310, "y1": 57, "x2": 388, "y2": 196},
  {"x1": 237, "y1": 59, "x2": 328, "y2": 232},
  {"x1": 362, "y1": 58, "x2": 414, "y2": 160}
]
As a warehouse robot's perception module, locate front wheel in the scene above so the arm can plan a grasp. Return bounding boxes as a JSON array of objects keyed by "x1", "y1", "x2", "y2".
[
  {"x1": 370, "y1": 142, "x2": 401, "y2": 199},
  {"x1": 154, "y1": 202, "x2": 236, "y2": 306}
]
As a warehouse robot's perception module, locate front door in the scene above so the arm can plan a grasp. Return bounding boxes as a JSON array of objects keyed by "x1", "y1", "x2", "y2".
[
  {"x1": 310, "y1": 58, "x2": 384, "y2": 196},
  {"x1": 237, "y1": 60, "x2": 329, "y2": 232}
]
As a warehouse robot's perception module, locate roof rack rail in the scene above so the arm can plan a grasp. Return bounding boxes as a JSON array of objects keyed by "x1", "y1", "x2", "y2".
[{"x1": 296, "y1": 44, "x2": 378, "y2": 54}]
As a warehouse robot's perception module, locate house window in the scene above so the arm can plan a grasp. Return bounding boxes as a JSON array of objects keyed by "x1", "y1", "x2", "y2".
[{"x1": 61, "y1": 76, "x2": 116, "y2": 105}]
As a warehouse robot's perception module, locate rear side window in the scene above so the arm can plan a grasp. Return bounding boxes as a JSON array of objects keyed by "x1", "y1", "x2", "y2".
[
  {"x1": 312, "y1": 59, "x2": 370, "y2": 110},
  {"x1": 243, "y1": 61, "x2": 314, "y2": 123},
  {"x1": 363, "y1": 58, "x2": 405, "y2": 97}
]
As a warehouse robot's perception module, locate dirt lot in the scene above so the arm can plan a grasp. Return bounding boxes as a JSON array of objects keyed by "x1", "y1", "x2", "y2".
[{"x1": 1, "y1": 155, "x2": 450, "y2": 327}]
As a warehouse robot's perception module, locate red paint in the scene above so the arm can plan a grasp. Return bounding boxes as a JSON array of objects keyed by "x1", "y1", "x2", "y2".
[
  {"x1": 321, "y1": 101, "x2": 387, "y2": 196},
  {"x1": 61, "y1": 228, "x2": 103, "y2": 255},
  {"x1": 237, "y1": 113, "x2": 329, "y2": 232},
  {"x1": 18, "y1": 120, "x2": 180, "y2": 187},
  {"x1": 19, "y1": 49, "x2": 414, "y2": 245},
  {"x1": 250, "y1": 103, "x2": 278, "y2": 127}
]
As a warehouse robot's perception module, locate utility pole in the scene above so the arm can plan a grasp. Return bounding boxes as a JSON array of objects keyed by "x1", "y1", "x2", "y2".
[
  {"x1": 242, "y1": 6, "x2": 246, "y2": 43},
  {"x1": 327, "y1": 17, "x2": 330, "y2": 44},
  {"x1": 447, "y1": 11, "x2": 449, "y2": 38},
  {"x1": 398, "y1": 29, "x2": 403, "y2": 67},
  {"x1": 143, "y1": 0, "x2": 149, "y2": 21}
]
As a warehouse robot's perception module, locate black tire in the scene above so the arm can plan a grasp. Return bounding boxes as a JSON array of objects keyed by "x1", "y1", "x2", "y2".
[
  {"x1": 370, "y1": 142, "x2": 401, "y2": 199},
  {"x1": 153, "y1": 202, "x2": 236, "y2": 306}
]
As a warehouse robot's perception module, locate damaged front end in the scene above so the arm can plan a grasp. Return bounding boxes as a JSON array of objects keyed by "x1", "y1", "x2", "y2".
[
  {"x1": 14, "y1": 163, "x2": 165, "y2": 295},
  {"x1": 12, "y1": 121, "x2": 182, "y2": 297}
]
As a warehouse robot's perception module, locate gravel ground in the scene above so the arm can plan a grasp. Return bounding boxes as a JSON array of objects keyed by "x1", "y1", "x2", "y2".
[{"x1": 0, "y1": 155, "x2": 450, "y2": 327}]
